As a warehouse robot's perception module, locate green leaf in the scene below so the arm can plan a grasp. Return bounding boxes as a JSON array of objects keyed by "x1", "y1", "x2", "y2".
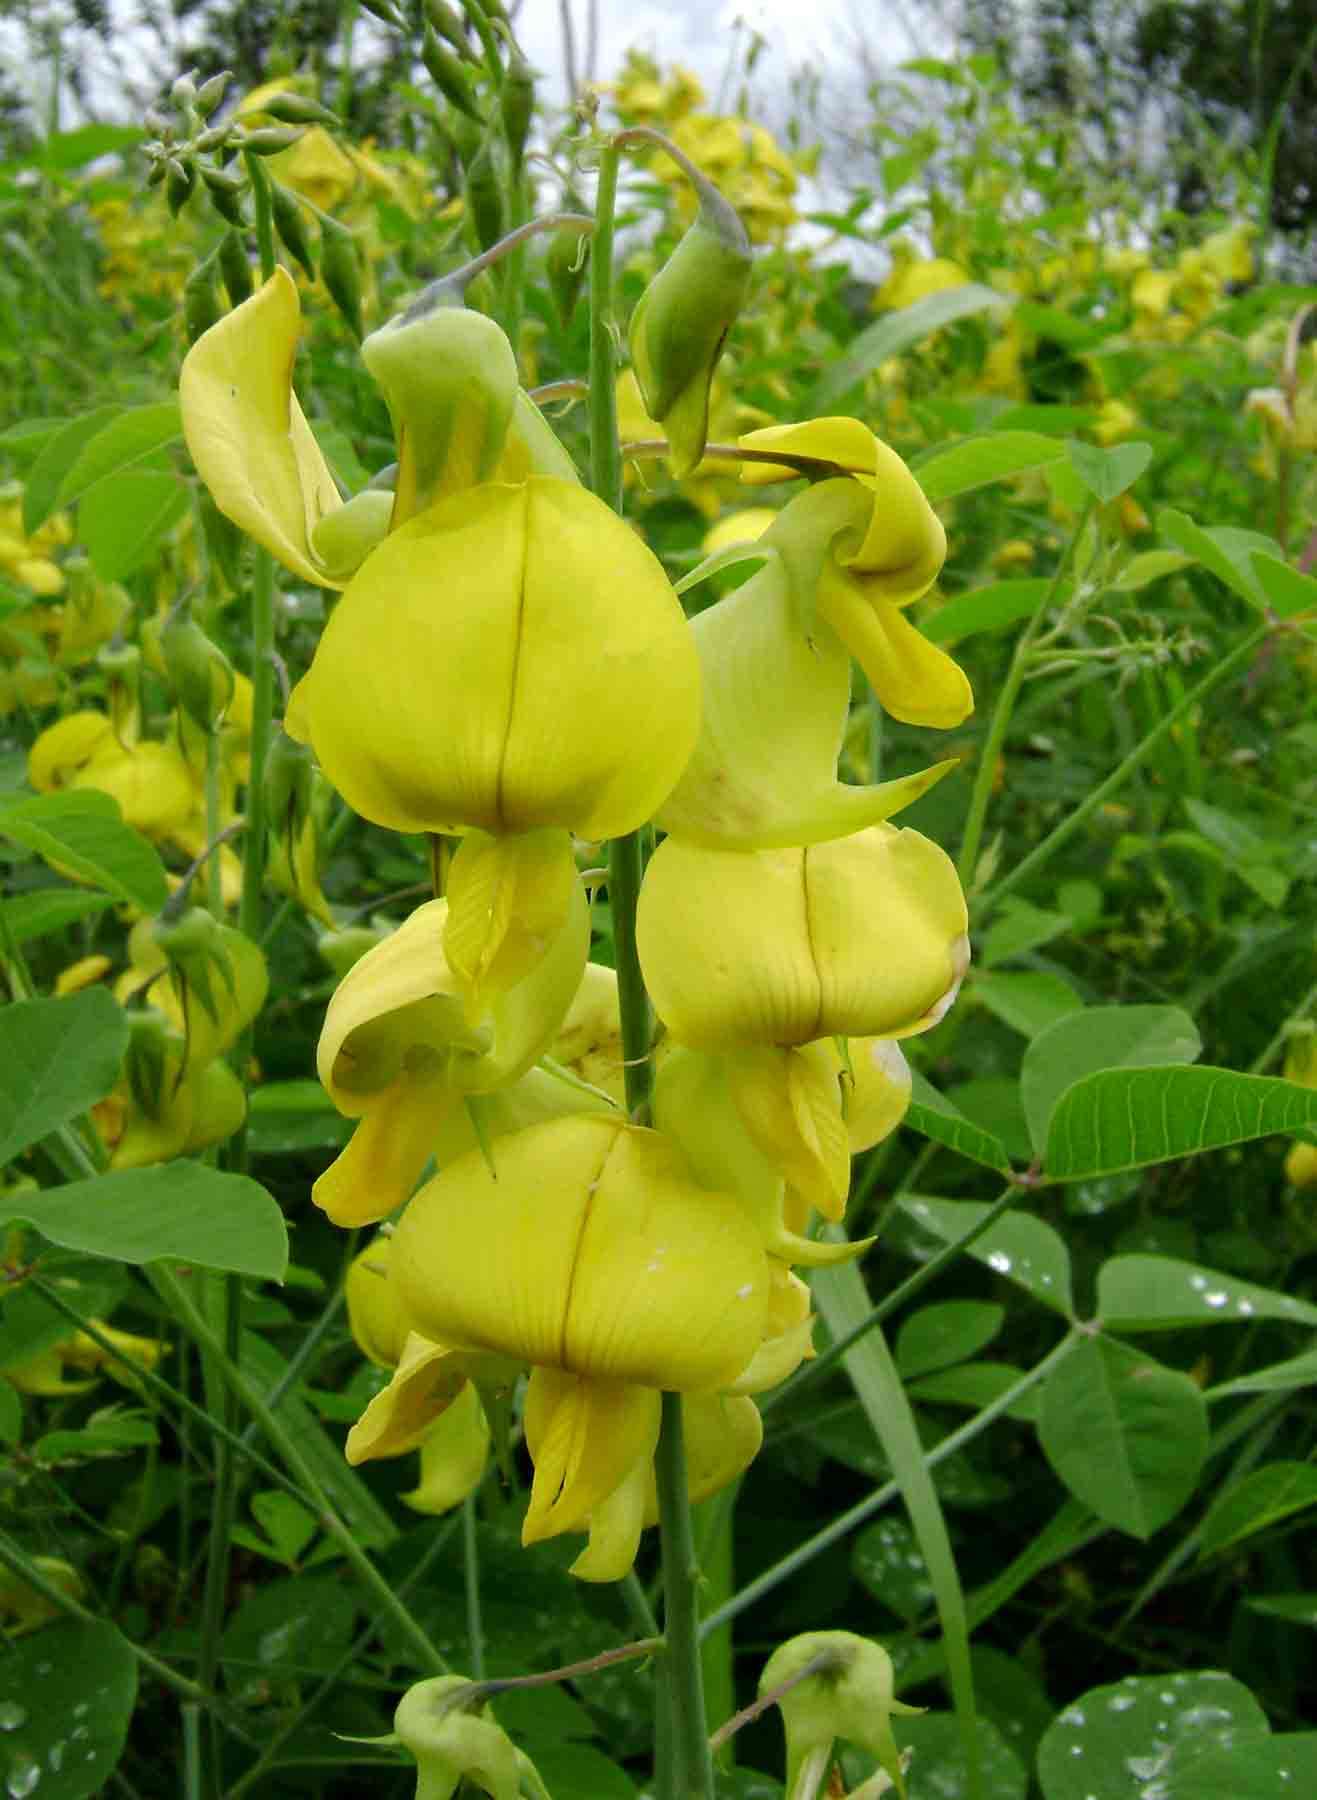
[
  {"x1": 0, "y1": 890, "x2": 115, "y2": 945},
  {"x1": 915, "y1": 431, "x2": 1067, "y2": 502},
  {"x1": 37, "y1": 124, "x2": 144, "y2": 169},
  {"x1": 22, "y1": 405, "x2": 120, "y2": 533},
  {"x1": 897, "y1": 1196, "x2": 1074, "y2": 1316},
  {"x1": 1251, "y1": 552, "x2": 1317, "y2": 618},
  {"x1": 79, "y1": 470, "x2": 190, "y2": 581},
  {"x1": 0, "y1": 790, "x2": 168, "y2": 911},
  {"x1": 1209, "y1": 1345, "x2": 1317, "y2": 1399},
  {"x1": 248, "y1": 1489, "x2": 320, "y2": 1564},
  {"x1": 972, "y1": 970, "x2": 1085, "y2": 1038},
  {"x1": 528, "y1": 1744, "x2": 639, "y2": 1799},
  {"x1": 221, "y1": 1574, "x2": 358, "y2": 1697},
  {"x1": 2, "y1": 1163, "x2": 289, "y2": 1280},
  {"x1": 1046, "y1": 1065, "x2": 1317, "y2": 1181},
  {"x1": 905, "y1": 1070, "x2": 1011, "y2": 1172},
  {"x1": 849, "y1": 1713, "x2": 1026, "y2": 1800},
  {"x1": 1035, "y1": 1671, "x2": 1269, "y2": 1800},
  {"x1": 1099, "y1": 1254, "x2": 1317, "y2": 1335},
  {"x1": 0, "y1": 1254, "x2": 126, "y2": 1373},
  {"x1": 895, "y1": 1301, "x2": 1005, "y2": 1379},
  {"x1": 1037, "y1": 1335, "x2": 1208, "y2": 1538},
  {"x1": 1108, "y1": 548, "x2": 1193, "y2": 590},
  {"x1": 981, "y1": 898, "x2": 1073, "y2": 968},
  {"x1": 1013, "y1": 301, "x2": 1112, "y2": 350},
  {"x1": 811, "y1": 283, "x2": 1010, "y2": 410},
  {"x1": 921, "y1": 578, "x2": 1051, "y2": 646},
  {"x1": 1157, "y1": 509, "x2": 1280, "y2": 609},
  {"x1": 246, "y1": 1080, "x2": 352, "y2": 1154},
  {"x1": 1246, "y1": 1593, "x2": 1317, "y2": 1627},
  {"x1": 1199, "y1": 1463, "x2": 1317, "y2": 1560},
  {"x1": 55, "y1": 401, "x2": 183, "y2": 511},
  {"x1": 906, "y1": 1361, "x2": 1040, "y2": 1423},
  {"x1": 0, "y1": 1617, "x2": 137, "y2": 1799},
  {"x1": 1066, "y1": 438, "x2": 1152, "y2": 503},
  {"x1": 851, "y1": 1515, "x2": 933, "y2": 1622},
  {"x1": 0, "y1": 1380, "x2": 21, "y2": 1443},
  {"x1": 1022, "y1": 1004, "x2": 1201, "y2": 1156},
  {"x1": 0, "y1": 989, "x2": 127, "y2": 1167},
  {"x1": 35, "y1": 1410, "x2": 158, "y2": 1464},
  {"x1": 1165, "y1": 1734, "x2": 1317, "y2": 1799}
]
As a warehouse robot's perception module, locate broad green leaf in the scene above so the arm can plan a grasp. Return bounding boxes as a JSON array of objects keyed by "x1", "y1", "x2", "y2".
[
  {"x1": 972, "y1": 970, "x2": 1085, "y2": 1039},
  {"x1": 922, "y1": 578, "x2": 1051, "y2": 645},
  {"x1": 491, "y1": 1683, "x2": 597, "y2": 1745},
  {"x1": 992, "y1": 403, "x2": 1096, "y2": 434},
  {"x1": 906, "y1": 1361, "x2": 1040, "y2": 1423},
  {"x1": 1251, "y1": 552, "x2": 1317, "y2": 618},
  {"x1": 221, "y1": 1574, "x2": 358, "y2": 1699},
  {"x1": 1046, "y1": 1065, "x2": 1317, "y2": 1180},
  {"x1": 3, "y1": 1163, "x2": 288, "y2": 1280},
  {"x1": 897, "y1": 1196, "x2": 1074, "y2": 1316},
  {"x1": 0, "y1": 988, "x2": 127, "y2": 1167},
  {"x1": 38, "y1": 124, "x2": 144, "y2": 169},
  {"x1": 529, "y1": 1744, "x2": 639, "y2": 1799},
  {"x1": 1157, "y1": 509, "x2": 1279, "y2": 609},
  {"x1": 810, "y1": 283, "x2": 1010, "y2": 409},
  {"x1": 0, "y1": 889, "x2": 114, "y2": 944},
  {"x1": 1067, "y1": 438, "x2": 1152, "y2": 503},
  {"x1": 1037, "y1": 1335, "x2": 1207, "y2": 1538},
  {"x1": 0, "y1": 790, "x2": 168, "y2": 911},
  {"x1": 1166, "y1": 1734, "x2": 1317, "y2": 1799},
  {"x1": 79, "y1": 470, "x2": 190, "y2": 581},
  {"x1": 0, "y1": 1617, "x2": 137, "y2": 1799},
  {"x1": 35, "y1": 1411, "x2": 157, "y2": 1463},
  {"x1": 1098, "y1": 1254, "x2": 1317, "y2": 1335},
  {"x1": 1022, "y1": 1004, "x2": 1201, "y2": 1156},
  {"x1": 1199, "y1": 1463, "x2": 1317, "y2": 1560},
  {"x1": 1035, "y1": 1671, "x2": 1269, "y2": 1800},
  {"x1": 1209, "y1": 1345, "x2": 1317, "y2": 1399},
  {"x1": 851, "y1": 1515, "x2": 934, "y2": 1622},
  {"x1": 0, "y1": 417, "x2": 72, "y2": 462},
  {"x1": 981, "y1": 898, "x2": 1072, "y2": 968},
  {"x1": 1246, "y1": 1593, "x2": 1317, "y2": 1627},
  {"x1": 915, "y1": 431, "x2": 1066, "y2": 502},
  {"x1": 0, "y1": 1254, "x2": 126, "y2": 1373},
  {"x1": 895, "y1": 1300, "x2": 1004, "y2": 1379},
  {"x1": 55, "y1": 401, "x2": 182, "y2": 510},
  {"x1": 905, "y1": 1070, "x2": 1011, "y2": 1172},
  {"x1": 246, "y1": 1079, "x2": 352, "y2": 1154},
  {"x1": 248, "y1": 1489, "x2": 320, "y2": 1564},
  {"x1": 1108, "y1": 548, "x2": 1193, "y2": 590},
  {"x1": 0, "y1": 1378, "x2": 20, "y2": 1444},
  {"x1": 22, "y1": 405, "x2": 120, "y2": 533},
  {"x1": 1012, "y1": 301, "x2": 1113, "y2": 350},
  {"x1": 847, "y1": 1713, "x2": 1026, "y2": 1800}
]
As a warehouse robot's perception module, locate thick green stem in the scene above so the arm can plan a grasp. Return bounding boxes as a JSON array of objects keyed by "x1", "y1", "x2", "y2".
[
  {"x1": 204, "y1": 728, "x2": 224, "y2": 918},
  {"x1": 976, "y1": 620, "x2": 1270, "y2": 923},
  {"x1": 655, "y1": 1392, "x2": 716, "y2": 1800},
  {"x1": 463, "y1": 1491, "x2": 486, "y2": 1679},
  {"x1": 239, "y1": 548, "x2": 276, "y2": 944},
  {"x1": 957, "y1": 510, "x2": 1092, "y2": 890},
  {"x1": 588, "y1": 143, "x2": 622, "y2": 511},
  {"x1": 149, "y1": 1262, "x2": 447, "y2": 1677}
]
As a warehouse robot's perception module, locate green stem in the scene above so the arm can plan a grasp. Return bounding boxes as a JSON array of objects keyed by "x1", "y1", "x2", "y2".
[
  {"x1": 588, "y1": 142, "x2": 622, "y2": 511},
  {"x1": 655, "y1": 1392, "x2": 715, "y2": 1800},
  {"x1": 149, "y1": 1262, "x2": 447, "y2": 1677},
  {"x1": 204, "y1": 728, "x2": 224, "y2": 918},
  {"x1": 239, "y1": 549, "x2": 276, "y2": 944},
  {"x1": 463, "y1": 1491, "x2": 485, "y2": 1679},
  {"x1": 976, "y1": 620, "x2": 1270, "y2": 923},
  {"x1": 197, "y1": 1269, "x2": 243, "y2": 1794},
  {"x1": 243, "y1": 151, "x2": 278, "y2": 284},
  {"x1": 1249, "y1": 975, "x2": 1317, "y2": 1075},
  {"x1": 957, "y1": 510, "x2": 1091, "y2": 889},
  {"x1": 699, "y1": 1332, "x2": 1080, "y2": 1643}
]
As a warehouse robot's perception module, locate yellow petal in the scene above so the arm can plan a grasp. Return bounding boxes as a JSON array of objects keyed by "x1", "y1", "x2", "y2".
[
  {"x1": 727, "y1": 1044, "x2": 852, "y2": 1221},
  {"x1": 345, "y1": 1332, "x2": 469, "y2": 1463},
  {"x1": 838, "y1": 1037, "x2": 911, "y2": 1153},
  {"x1": 313, "y1": 1064, "x2": 457, "y2": 1226},
  {"x1": 738, "y1": 416, "x2": 883, "y2": 483},
  {"x1": 74, "y1": 743, "x2": 197, "y2": 837},
  {"x1": 443, "y1": 827, "x2": 578, "y2": 1012},
  {"x1": 345, "y1": 1235, "x2": 414, "y2": 1368},
  {"x1": 569, "y1": 1453, "x2": 650, "y2": 1583},
  {"x1": 392, "y1": 1116, "x2": 770, "y2": 1391},
  {"x1": 178, "y1": 267, "x2": 344, "y2": 588},
  {"x1": 725, "y1": 1273, "x2": 814, "y2": 1394},
  {"x1": 286, "y1": 479, "x2": 700, "y2": 840},
  {"x1": 656, "y1": 1392, "x2": 764, "y2": 1507},
  {"x1": 401, "y1": 1382, "x2": 491, "y2": 1514},
  {"x1": 522, "y1": 1368, "x2": 660, "y2": 1544},
  {"x1": 28, "y1": 711, "x2": 115, "y2": 792}
]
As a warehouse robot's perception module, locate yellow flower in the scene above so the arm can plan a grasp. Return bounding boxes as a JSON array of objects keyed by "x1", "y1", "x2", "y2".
[
  {"x1": 737, "y1": 417, "x2": 973, "y2": 730},
  {"x1": 702, "y1": 507, "x2": 777, "y2": 553},
  {"x1": 875, "y1": 253, "x2": 970, "y2": 312},
  {"x1": 638, "y1": 824, "x2": 969, "y2": 1052},
  {"x1": 313, "y1": 887, "x2": 588, "y2": 1225},
  {"x1": 1283, "y1": 1033, "x2": 1317, "y2": 1188}
]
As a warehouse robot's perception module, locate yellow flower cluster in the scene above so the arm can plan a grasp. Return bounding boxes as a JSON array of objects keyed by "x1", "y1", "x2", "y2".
[{"x1": 177, "y1": 238, "x2": 971, "y2": 1576}]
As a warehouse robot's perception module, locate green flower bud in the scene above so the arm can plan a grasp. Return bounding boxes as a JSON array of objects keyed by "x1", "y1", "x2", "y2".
[
  {"x1": 361, "y1": 291, "x2": 517, "y2": 523},
  {"x1": 319, "y1": 213, "x2": 364, "y2": 341},
  {"x1": 217, "y1": 228, "x2": 254, "y2": 306},
  {"x1": 262, "y1": 92, "x2": 340, "y2": 126},
  {"x1": 238, "y1": 125, "x2": 306, "y2": 155},
  {"x1": 760, "y1": 1631, "x2": 922, "y2": 1800},
  {"x1": 546, "y1": 201, "x2": 590, "y2": 327},
  {"x1": 424, "y1": 0, "x2": 477, "y2": 59},
  {"x1": 194, "y1": 71, "x2": 231, "y2": 118},
  {"x1": 166, "y1": 156, "x2": 196, "y2": 216},
  {"x1": 199, "y1": 490, "x2": 247, "y2": 595},
  {"x1": 147, "y1": 910, "x2": 269, "y2": 1069},
  {"x1": 124, "y1": 1009, "x2": 178, "y2": 1121},
  {"x1": 463, "y1": 139, "x2": 503, "y2": 252},
  {"x1": 628, "y1": 171, "x2": 752, "y2": 478},
  {"x1": 500, "y1": 48, "x2": 534, "y2": 167},
  {"x1": 422, "y1": 26, "x2": 482, "y2": 120},
  {"x1": 393, "y1": 1676, "x2": 521, "y2": 1800},
  {"x1": 183, "y1": 253, "x2": 224, "y2": 346},
  {"x1": 309, "y1": 487, "x2": 392, "y2": 578},
  {"x1": 162, "y1": 611, "x2": 235, "y2": 732},
  {"x1": 316, "y1": 924, "x2": 387, "y2": 980},
  {"x1": 200, "y1": 162, "x2": 248, "y2": 228},
  {"x1": 96, "y1": 640, "x2": 141, "y2": 683},
  {"x1": 269, "y1": 178, "x2": 316, "y2": 282},
  {"x1": 170, "y1": 72, "x2": 198, "y2": 109},
  {"x1": 358, "y1": 0, "x2": 408, "y2": 26}
]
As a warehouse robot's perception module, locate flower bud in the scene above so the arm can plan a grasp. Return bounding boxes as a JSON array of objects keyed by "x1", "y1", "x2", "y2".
[
  {"x1": 264, "y1": 726, "x2": 315, "y2": 845},
  {"x1": 360, "y1": 291, "x2": 518, "y2": 523},
  {"x1": 183, "y1": 253, "x2": 225, "y2": 346},
  {"x1": 269, "y1": 177, "x2": 316, "y2": 281},
  {"x1": 147, "y1": 910, "x2": 269, "y2": 1070},
  {"x1": 238, "y1": 125, "x2": 306, "y2": 155},
  {"x1": 161, "y1": 610, "x2": 235, "y2": 731},
  {"x1": 217, "y1": 228, "x2": 254, "y2": 306},
  {"x1": 463, "y1": 139, "x2": 504, "y2": 252},
  {"x1": 422, "y1": 26, "x2": 482, "y2": 120},
  {"x1": 760, "y1": 1631, "x2": 922, "y2": 1799},
  {"x1": 628, "y1": 171, "x2": 752, "y2": 477},
  {"x1": 201, "y1": 162, "x2": 248, "y2": 228},
  {"x1": 546, "y1": 204, "x2": 590, "y2": 328},
  {"x1": 500, "y1": 48, "x2": 534, "y2": 167},
  {"x1": 393, "y1": 1675, "x2": 521, "y2": 1800},
  {"x1": 194, "y1": 70, "x2": 231, "y2": 118},
  {"x1": 425, "y1": 0, "x2": 477, "y2": 57},
  {"x1": 166, "y1": 155, "x2": 197, "y2": 215},
  {"x1": 319, "y1": 213, "x2": 364, "y2": 340},
  {"x1": 261, "y1": 92, "x2": 339, "y2": 126}
]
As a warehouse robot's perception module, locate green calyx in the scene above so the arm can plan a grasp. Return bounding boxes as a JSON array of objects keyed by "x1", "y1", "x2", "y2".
[
  {"x1": 392, "y1": 1675, "x2": 522, "y2": 1800},
  {"x1": 760, "y1": 1630, "x2": 923, "y2": 1800}
]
